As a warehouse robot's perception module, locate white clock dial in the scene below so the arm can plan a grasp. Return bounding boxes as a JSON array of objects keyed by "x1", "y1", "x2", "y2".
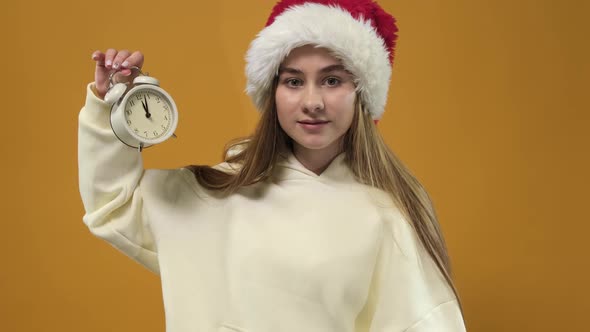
[{"x1": 123, "y1": 89, "x2": 174, "y2": 141}]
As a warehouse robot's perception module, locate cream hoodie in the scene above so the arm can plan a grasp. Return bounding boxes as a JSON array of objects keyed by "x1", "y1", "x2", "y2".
[{"x1": 78, "y1": 83, "x2": 466, "y2": 332}]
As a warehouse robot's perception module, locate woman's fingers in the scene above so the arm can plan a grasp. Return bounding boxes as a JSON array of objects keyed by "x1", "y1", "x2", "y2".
[
  {"x1": 121, "y1": 51, "x2": 144, "y2": 69},
  {"x1": 91, "y1": 49, "x2": 147, "y2": 99},
  {"x1": 112, "y1": 50, "x2": 131, "y2": 70},
  {"x1": 104, "y1": 48, "x2": 117, "y2": 69},
  {"x1": 91, "y1": 51, "x2": 105, "y2": 67},
  {"x1": 92, "y1": 49, "x2": 144, "y2": 70}
]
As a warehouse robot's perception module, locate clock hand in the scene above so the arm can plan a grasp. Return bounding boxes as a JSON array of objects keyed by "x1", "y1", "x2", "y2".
[{"x1": 143, "y1": 95, "x2": 151, "y2": 118}]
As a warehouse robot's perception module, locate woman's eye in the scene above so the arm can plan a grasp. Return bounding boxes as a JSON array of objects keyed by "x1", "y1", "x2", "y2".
[
  {"x1": 325, "y1": 77, "x2": 341, "y2": 86},
  {"x1": 285, "y1": 78, "x2": 303, "y2": 87}
]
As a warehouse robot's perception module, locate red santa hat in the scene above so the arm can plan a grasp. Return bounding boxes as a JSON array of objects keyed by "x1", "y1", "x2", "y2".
[{"x1": 245, "y1": 0, "x2": 398, "y2": 120}]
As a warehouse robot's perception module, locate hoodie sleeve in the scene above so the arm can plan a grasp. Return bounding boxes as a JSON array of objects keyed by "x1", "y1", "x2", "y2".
[
  {"x1": 361, "y1": 209, "x2": 466, "y2": 332},
  {"x1": 78, "y1": 82, "x2": 158, "y2": 273}
]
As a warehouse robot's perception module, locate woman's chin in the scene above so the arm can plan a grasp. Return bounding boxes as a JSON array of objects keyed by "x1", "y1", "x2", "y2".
[{"x1": 293, "y1": 138, "x2": 339, "y2": 153}]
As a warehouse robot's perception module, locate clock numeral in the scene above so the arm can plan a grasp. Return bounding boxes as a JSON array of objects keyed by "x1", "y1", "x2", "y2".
[
  {"x1": 126, "y1": 119, "x2": 132, "y2": 125},
  {"x1": 164, "y1": 115, "x2": 168, "y2": 121},
  {"x1": 125, "y1": 109, "x2": 132, "y2": 116},
  {"x1": 163, "y1": 105, "x2": 169, "y2": 111},
  {"x1": 144, "y1": 131, "x2": 148, "y2": 137},
  {"x1": 161, "y1": 125, "x2": 166, "y2": 130},
  {"x1": 135, "y1": 94, "x2": 143, "y2": 101},
  {"x1": 134, "y1": 128, "x2": 139, "y2": 133},
  {"x1": 130, "y1": 100, "x2": 135, "y2": 107},
  {"x1": 156, "y1": 97, "x2": 161, "y2": 103},
  {"x1": 153, "y1": 130, "x2": 159, "y2": 136}
]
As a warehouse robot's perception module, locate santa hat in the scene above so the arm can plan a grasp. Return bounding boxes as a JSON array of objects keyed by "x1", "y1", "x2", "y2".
[{"x1": 245, "y1": 0, "x2": 398, "y2": 120}]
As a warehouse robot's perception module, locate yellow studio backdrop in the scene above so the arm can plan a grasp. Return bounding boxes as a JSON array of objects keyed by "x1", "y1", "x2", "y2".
[{"x1": 1, "y1": 0, "x2": 588, "y2": 331}]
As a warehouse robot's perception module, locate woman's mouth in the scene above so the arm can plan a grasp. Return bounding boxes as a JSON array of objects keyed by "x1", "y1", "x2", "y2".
[{"x1": 298, "y1": 120, "x2": 330, "y2": 131}]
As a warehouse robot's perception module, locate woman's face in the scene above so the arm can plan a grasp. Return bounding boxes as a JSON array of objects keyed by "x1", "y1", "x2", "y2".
[{"x1": 275, "y1": 45, "x2": 356, "y2": 158}]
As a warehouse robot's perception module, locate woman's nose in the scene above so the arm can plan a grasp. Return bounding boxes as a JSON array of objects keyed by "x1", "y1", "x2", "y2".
[{"x1": 302, "y1": 85, "x2": 324, "y2": 113}]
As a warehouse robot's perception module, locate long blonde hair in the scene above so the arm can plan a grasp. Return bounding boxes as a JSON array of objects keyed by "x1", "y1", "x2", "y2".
[{"x1": 188, "y1": 80, "x2": 463, "y2": 312}]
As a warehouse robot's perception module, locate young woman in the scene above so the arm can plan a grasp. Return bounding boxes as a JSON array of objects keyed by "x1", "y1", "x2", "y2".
[{"x1": 79, "y1": 0, "x2": 467, "y2": 331}]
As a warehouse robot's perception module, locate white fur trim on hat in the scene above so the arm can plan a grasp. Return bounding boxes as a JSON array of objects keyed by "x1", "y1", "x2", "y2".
[{"x1": 245, "y1": 3, "x2": 392, "y2": 119}]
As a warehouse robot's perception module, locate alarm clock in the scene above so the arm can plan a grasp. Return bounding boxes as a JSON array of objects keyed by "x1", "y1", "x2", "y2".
[{"x1": 104, "y1": 67, "x2": 178, "y2": 151}]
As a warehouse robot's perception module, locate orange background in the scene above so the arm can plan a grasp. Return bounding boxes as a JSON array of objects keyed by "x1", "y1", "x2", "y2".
[{"x1": 2, "y1": 0, "x2": 588, "y2": 331}]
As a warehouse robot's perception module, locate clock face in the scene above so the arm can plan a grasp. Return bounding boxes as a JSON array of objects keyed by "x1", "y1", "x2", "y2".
[{"x1": 123, "y1": 88, "x2": 174, "y2": 141}]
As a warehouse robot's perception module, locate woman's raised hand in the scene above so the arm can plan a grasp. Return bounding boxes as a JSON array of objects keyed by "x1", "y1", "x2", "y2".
[{"x1": 91, "y1": 49, "x2": 145, "y2": 99}]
